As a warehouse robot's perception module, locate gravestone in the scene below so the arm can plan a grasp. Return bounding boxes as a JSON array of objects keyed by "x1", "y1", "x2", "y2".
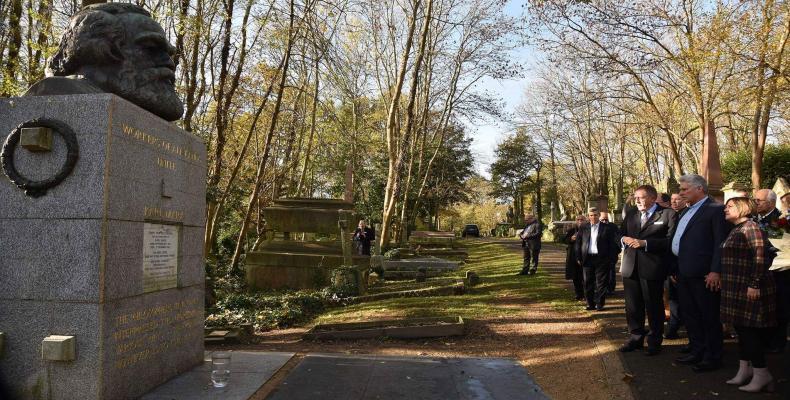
[{"x1": 0, "y1": 94, "x2": 206, "y2": 399}]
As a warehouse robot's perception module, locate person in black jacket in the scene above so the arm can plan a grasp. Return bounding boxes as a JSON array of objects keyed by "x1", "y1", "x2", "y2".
[
  {"x1": 352, "y1": 220, "x2": 375, "y2": 256},
  {"x1": 618, "y1": 185, "x2": 678, "y2": 355},
  {"x1": 519, "y1": 214, "x2": 543, "y2": 275},
  {"x1": 564, "y1": 215, "x2": 587, "y2": 300},
  {"x1": 575, "y1": 207, "x2": 621, "y2": 311}
]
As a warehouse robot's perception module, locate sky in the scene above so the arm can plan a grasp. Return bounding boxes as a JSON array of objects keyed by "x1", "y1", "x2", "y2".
[{"x1": 465, "y1": 1, "x2": 538, "y2": 178}]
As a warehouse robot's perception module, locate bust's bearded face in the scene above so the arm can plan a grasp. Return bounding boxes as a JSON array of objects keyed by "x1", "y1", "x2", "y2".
[{"x1": 83, "y1": 13, "x2": 184, "y2": 121}]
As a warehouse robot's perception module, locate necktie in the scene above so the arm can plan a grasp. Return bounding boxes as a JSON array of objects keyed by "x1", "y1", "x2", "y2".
[{"x1": 640, "y1": 211, "x2": 648, "y2": 227}]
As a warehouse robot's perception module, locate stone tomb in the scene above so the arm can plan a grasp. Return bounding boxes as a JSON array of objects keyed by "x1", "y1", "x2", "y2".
[
  {"x1": 245, "y1": 198, "x2": 369, "y2": 291},
  {"x1": 0, "y1": 94, "x2": 206, "y2": 400}
]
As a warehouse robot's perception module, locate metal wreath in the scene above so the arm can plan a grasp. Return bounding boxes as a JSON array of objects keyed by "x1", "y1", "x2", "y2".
[{"x1": 1, "y1": 118, "x2": 80, "y2": 198}]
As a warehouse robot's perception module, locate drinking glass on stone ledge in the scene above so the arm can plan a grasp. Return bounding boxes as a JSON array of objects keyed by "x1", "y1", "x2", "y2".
[{"x1": 211, "y1": 352, "x2": 231, "y2": 388}]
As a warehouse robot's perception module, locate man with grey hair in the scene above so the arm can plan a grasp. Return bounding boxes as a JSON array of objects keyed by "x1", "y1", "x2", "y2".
[
  {"x1": 25, "y1": 3, "x2": 183, "y2": 121},
  {"x1": 754, "y1": 188, "x2": 788, "y2": 354},
  {"x1": 671, "y1": 174, "x2": 730, "y2": 372}
]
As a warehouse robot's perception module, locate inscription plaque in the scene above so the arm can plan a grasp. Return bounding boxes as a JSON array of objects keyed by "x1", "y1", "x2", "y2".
[{"x1": 142, "y1": 223, "x2": 179, "y2": 292}]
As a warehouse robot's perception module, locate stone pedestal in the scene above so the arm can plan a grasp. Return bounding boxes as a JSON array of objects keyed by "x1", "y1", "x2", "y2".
[{"x1": 0, "y1": 94, "x2": 206, "y2": 400}]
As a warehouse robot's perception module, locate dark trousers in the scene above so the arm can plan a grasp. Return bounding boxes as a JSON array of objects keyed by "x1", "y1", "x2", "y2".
[
  {"x1": 666, "y1": 277, "x2": 683, "y2": 334},
  {"x1": 522, "y1": 240, "x2": 541, "y2": 272},
  {"x1": 608, "y1": 263, "x2": 617, "y2": 293},
  {"x1": 583, "y1": 255, "x2": 609, "y2": 308},
  {"x1": 769, "y1": 269, "x2": 790, "y2": 351},
  {"x1": 734, "y1": 325, "x2": 772, "y2": 368},
  {"x1": 678, "y1": 276, "x2": 723, "y2": 362},
  {"x1": 623, "y1": 268, "x2": 665, "y2": 346},
  {"x1": 572, "y1": 271, "x2": 584, "y2": 299}
]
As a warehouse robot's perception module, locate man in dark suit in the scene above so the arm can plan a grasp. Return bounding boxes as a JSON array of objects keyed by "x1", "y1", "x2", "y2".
[
  {"x1": 576, "y1": 207, "x2": 620, "y2": 311},
  {"x1": 519, "y1": 214, "x2": 542, "y2": 275},
  {"x1": 671, "y1": 174, "x2": 731, "y2": 372},
  {"x1": 618, "y1": 185, "x2": 677, "y2": 355}
]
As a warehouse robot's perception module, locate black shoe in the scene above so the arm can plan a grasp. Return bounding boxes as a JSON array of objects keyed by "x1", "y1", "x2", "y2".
[
  {"x1": 528, "y1": 268, "x2": 537, "y2": 275},
  {"x1": 644, "y1": 346, "x2": 662, "y2": 356},
  {"x1": 675, "y1": 354, "x2": 701, "y2": 365},
  {"x1": 692, "y1": 360, "x2": 721, "y2": 372},
  {"x1": 679, "y1": 345, "x2": 692, "y2": 354},
  {"x1": 664, "y1": 332, "x2": 680, "y2": 340},
  {"x1": 585, "y1": 305, "x2": 596, "y2": 311},
  {"x1": 619, "y1": 341, "x2": 644, "y2": 353},
  {"x1": 595, "y1": 305, "x2": 605, "y2": 311}
]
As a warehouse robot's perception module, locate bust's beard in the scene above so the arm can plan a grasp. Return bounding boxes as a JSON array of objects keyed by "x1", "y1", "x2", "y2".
[{"x1": 107, "y1": 63, "x2": 184, "y2": 121}]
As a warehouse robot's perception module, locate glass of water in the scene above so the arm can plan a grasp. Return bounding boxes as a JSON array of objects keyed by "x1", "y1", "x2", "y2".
[{"x1": 211, "y1": 352, "x2": 231, "y2": 388}]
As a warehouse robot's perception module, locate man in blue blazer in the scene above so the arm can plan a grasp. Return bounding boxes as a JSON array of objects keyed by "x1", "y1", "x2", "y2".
[{"x1": 671, "y1": 174, "x2": 731, "y2": 372}]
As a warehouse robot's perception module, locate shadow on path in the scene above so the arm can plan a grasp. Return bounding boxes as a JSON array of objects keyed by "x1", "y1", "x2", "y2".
[{"x1": 504, "y1": 238, "x2": 790, "y2": 400}]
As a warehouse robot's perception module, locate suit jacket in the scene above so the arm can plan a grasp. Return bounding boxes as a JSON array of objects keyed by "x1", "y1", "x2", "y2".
[
  {"x1": 520, "y1": 221, "x2": 543, "y2": 249},
  {"x1": 575, "y1": 222, "x2": 620, "y2": 266},
  {"x1": 563, "y1": 225, "x2": 583, "y2": 279},
  {"x1": 619, "y1": 205, "x2": 677, "y2": 280},
  {"x1": 672, "y1": 198, "x2": 731, "y2": 278}
]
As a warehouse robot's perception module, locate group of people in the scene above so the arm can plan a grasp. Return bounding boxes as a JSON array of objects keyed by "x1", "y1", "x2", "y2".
[{"x1": 556, "y1": 174, "x2": 789, "y2": 394}]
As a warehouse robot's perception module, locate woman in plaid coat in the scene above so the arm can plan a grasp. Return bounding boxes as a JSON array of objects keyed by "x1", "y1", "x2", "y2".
[{"x1": 720, "y1": 197, "x2": 777, "y2": 393}]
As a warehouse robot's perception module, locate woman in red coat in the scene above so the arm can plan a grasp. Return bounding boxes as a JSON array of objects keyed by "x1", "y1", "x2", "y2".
[{"x1": 720, "y1": 197, "x2": 777, "y2": 393}]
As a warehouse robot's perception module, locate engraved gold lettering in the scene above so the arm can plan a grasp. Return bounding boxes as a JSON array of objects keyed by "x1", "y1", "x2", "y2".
[
  {"x1": 156, "y1": 157, "x2": 176, "y2": 171},
  {"x1": 143, "y1": 206, "x2": 185, "y2": 222},
  {"x1": 110, "y1": 297, "x2": 202, "y2": 370},
  {"x1": 120, "y1": 123, "x2": 200, "y2": 163}
]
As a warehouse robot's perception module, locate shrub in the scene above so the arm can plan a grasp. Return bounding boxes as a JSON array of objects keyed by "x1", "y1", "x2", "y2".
[
  {"x1": 205, "y1": 290, "x2": 325, "y2": 333},
  {"x1": 721, "y1": 145, "x2": 790, "y2": 187}
]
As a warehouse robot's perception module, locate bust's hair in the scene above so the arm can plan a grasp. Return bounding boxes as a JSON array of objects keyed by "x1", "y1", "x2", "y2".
[
  {"x1": 47, "y1": 3, "x2": 151, "y2": 76},
  {"x1": 587, "y1": 207, "x2": 598, "y2": 214}
]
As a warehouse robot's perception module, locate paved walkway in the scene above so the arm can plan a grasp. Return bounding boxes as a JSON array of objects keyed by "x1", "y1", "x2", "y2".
[
  {"x1": 535, "y1": 243, "x2": 789, "y2": 399},
  {"x1": 267, "y1": 353, "x2": 548, "y2": 400}
]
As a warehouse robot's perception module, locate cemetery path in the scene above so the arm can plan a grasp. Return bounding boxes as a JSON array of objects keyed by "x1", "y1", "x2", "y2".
[{"x1": 216, "y1": 240, "x2": 635, "y2": 400}]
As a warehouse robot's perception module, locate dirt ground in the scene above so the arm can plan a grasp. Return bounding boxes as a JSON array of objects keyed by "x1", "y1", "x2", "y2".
[{"x1": 213, "y1": 240, "x2": 633, "y2": 400}]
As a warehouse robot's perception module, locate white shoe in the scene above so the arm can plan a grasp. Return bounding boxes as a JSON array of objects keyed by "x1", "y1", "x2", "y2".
[
  {"x1": 739, "y1": 367, "x2": 775, "y2": 393},
  {"x1": 726, "y1": 360, "x2": 752, "y2": 385}
]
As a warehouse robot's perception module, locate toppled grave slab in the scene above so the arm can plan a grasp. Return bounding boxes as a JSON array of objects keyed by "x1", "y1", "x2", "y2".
[
  {"x1": 304, "y1": 316, "x2": 466, "y2": 340},
  {"x1": 330, "y1": 281, "x2": 465, "y2": 305},
  {"x1": 382, "y1": 256, "x2": 460, "y2": 279}
]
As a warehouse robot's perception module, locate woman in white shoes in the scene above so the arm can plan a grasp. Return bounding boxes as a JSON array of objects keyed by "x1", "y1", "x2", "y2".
[{"x1": 720, "y1": 197, "x2": 777, "y2": 393}]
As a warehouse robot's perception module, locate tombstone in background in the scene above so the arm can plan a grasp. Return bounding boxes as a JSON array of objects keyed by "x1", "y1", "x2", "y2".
[
  {"x1": 245, "y1": 198, "x2": 369, "y2": 293},
  {"x1": 722, "y1": 181, "x2": 752, "y2": 202},
  {"x1": 0, "y1": 4, "x2": 206, "y2": 399},
  {"x1": 773, "y1": 177, "x2": 789, "y2": 212}
]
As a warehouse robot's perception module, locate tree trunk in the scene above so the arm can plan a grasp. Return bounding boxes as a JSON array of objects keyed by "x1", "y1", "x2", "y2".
[
  {"x1": 229, "y1": 0, "x2": 296, "y2": 271},
  {"x1": 379, "y1": 0, "x2": 421, "y2": 249},
  {"x1": 2, "y1": 0, "x2": 23, "y2": 96}
]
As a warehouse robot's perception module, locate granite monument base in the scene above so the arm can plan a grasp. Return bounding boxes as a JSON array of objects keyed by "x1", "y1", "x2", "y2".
[{"x1": 0, "y1": 94, "x2": 207, "y2": 400}]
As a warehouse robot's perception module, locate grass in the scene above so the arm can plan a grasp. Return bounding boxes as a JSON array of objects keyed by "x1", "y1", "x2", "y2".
[{"x1": 312, "y1": 240, "x2": 578, "y2": 325}]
